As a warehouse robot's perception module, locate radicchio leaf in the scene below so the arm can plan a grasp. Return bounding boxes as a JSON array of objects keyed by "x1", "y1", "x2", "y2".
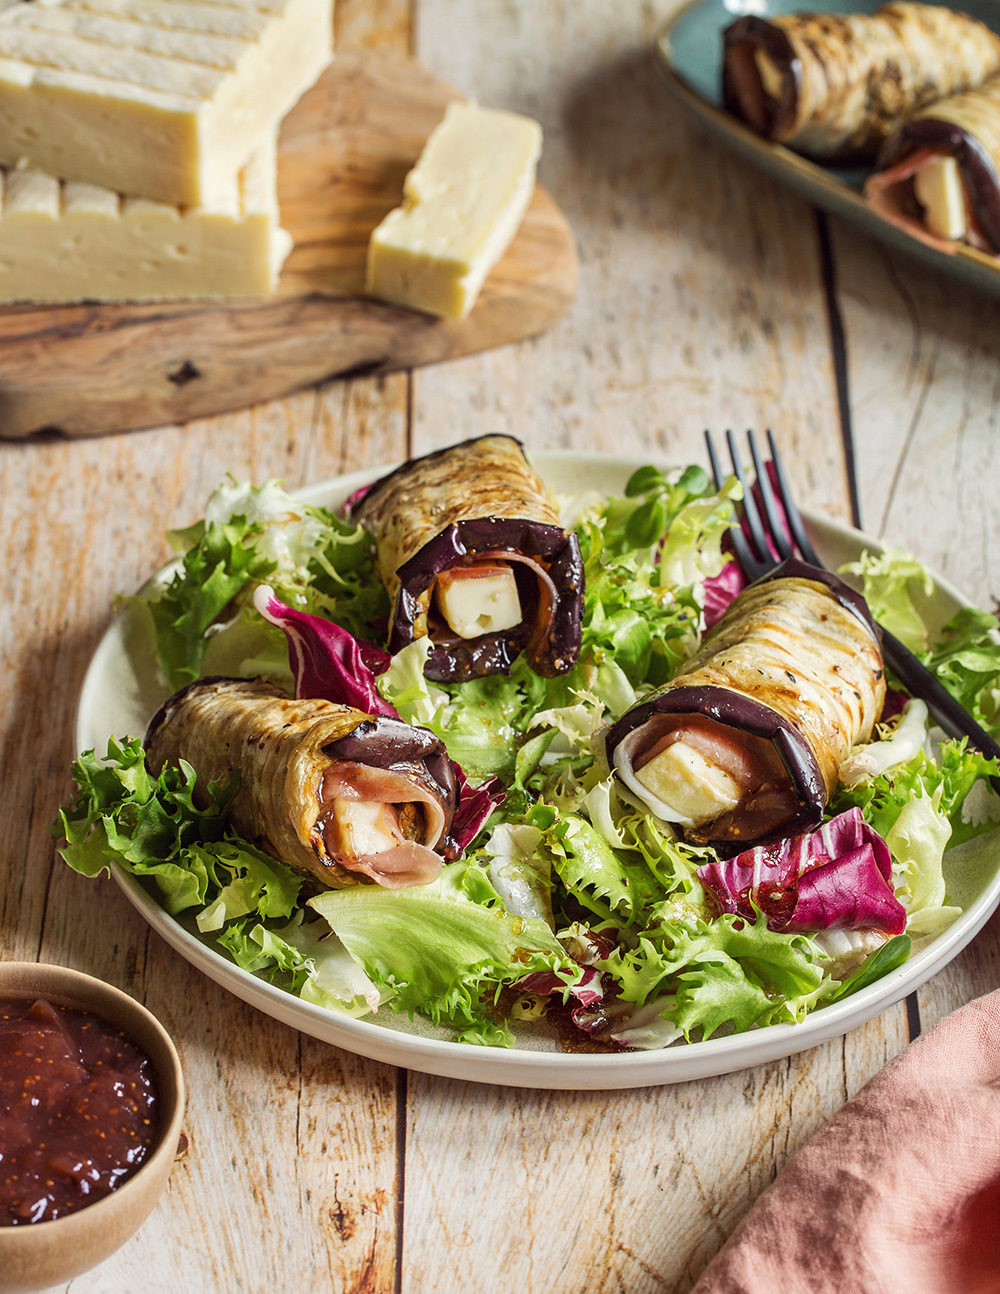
[
  {"x1": 450, "y1": 766, "x2": 506, "y2": 853},
  {"x1": 254, "y1": 586, "x2": 397, "y2": 717},
  {"x1": 516, "y1": 966, "x2": 603, "y2": 1008},
  {"x1": 702, "y1": 546, "x2": 748, "y2": 628},
  {"x1": 255, "y1": 586, "x2": 506, "y2": 855},
  {"x1": 700, "y1": 466, "x2": 786, "y2": 627},
  {"x1": 698, "y1": 807, "x2": 906, "y2": 936}
]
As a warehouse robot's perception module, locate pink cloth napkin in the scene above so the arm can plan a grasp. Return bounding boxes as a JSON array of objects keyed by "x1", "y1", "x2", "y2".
[{"x1": 693, "y1": 988, "x2": 1000, "y2": 1294}]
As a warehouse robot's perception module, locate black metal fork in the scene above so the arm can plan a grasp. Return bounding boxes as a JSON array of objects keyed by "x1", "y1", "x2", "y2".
[{"x1": 706, "y1": 428, "x2": 1000, "y2": 762}]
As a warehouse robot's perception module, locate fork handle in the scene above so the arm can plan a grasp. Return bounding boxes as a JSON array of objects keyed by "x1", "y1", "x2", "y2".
[{"x1": 881, "y1": 627, "x2": 1000, "y2": 762}]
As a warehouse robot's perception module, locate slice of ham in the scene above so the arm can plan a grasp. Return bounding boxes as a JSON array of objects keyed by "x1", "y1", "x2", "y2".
[
  {"x1": 865, "y1": 148, "x2": 988, "y2": 253},
  {"x1": 321, "y1": 762, "x2": 447, "y2": 889}
]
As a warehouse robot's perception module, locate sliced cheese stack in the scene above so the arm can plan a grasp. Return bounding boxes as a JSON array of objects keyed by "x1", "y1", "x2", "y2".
[
  {"x1": 366, "y1": 101, "x2": 543, "y2": 320},
  {"x1": 0, "y1": 0, "x2": 334, "y2": 302},
  {"x1": 0, "y1": 0, "x2": 332, "y2": 207},
  {"x1": 0, "y1": 137, "x2": 291, "y2": 302}
]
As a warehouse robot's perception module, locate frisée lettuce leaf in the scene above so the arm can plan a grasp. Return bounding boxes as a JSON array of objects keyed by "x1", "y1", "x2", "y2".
[{"x1": 141, "y1": 479, "x2": 387, "y2": 691}]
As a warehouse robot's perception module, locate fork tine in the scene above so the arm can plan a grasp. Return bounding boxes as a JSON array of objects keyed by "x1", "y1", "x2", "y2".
[
  {"x1": 704, "y1": 427, "x2": 726, "y2": 493},
  {"x1": 725, "y1": 428, "x2": 771, "y2": 569},
  {"x1": 704, "y1": 429, "x2": 768, "y2": 580},
  {"x1": 748, "y1": 430, "x2": 794, "y2": 562},
  {"x1": 766, "y1": 429, "x2": 821, "y2": 567}
]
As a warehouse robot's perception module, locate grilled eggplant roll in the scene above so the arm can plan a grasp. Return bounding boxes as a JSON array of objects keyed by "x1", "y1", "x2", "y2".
[
  {"x1": 606, "y1": 562, "x2": 884, "y2": 850},
  {"x1": 144, "y1": 677, "x2": 458, "y2": 889},
  {"x1": 723, "y1": 2, "x2": 1000, "y2": 162},
  {"x1": 865, "y1": 77, "x2": 1000, "y2": 253},
  {"x1": 352, "y1": 435, "x2": 584, "y2": 683}
]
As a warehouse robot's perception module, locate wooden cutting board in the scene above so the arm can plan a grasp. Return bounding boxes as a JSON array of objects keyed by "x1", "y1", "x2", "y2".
[{"x1": 0, "y1": 52, "x2": 578, "y2": 440}]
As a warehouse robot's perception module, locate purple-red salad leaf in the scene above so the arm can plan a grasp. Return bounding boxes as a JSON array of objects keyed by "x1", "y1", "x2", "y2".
[
  {"x1": 255, "y1": 586, "x2": 505, "y2": 854},
  {"x1": 516, "y1": 966, "x2": 603, "y2": 1007},
  {"x1": 450, "y1": 767, "x2": 506, "y2": 853},
  {"x1": 253, "y1": 585, "x2": 396, "y2": 718},
  {"x1": 698, "y1": 807, "x2": 906, "y2": 936}
]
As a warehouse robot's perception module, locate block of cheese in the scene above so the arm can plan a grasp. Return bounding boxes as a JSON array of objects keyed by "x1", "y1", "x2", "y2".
[
  {"x1": 0, "y1": 136, "x2": 292, "y2": 301},
  {"x1": 0, "y1": 0, "x2": 332, "y2": 207},
  {"x1": 366, "y1": 101, "x2": 542, "y2": 320}
]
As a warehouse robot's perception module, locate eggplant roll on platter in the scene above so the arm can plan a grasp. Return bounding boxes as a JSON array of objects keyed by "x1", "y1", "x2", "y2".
[
  {"x1": 866, "y1": 78, "x2": 1000, "y2": 252},
  {"x1": 145, "y1": 678, "x2": 458, "y2": 889},
  {"x1": 722, "y1": 1, "x2": 1000, "y2": 162},
  {"x1": 353, "y1": 435, "x2": 584, "y2": 682},
  {"x1": 607, "y1": 562, "x2": 885, "y2": 850}
]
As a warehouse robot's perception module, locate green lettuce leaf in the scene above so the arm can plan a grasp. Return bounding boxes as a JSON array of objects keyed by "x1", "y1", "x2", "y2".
[
  {"x1": 309, "y1": 859, "x2": 580, "y2": 1044},
  {"x1": 839, "y1": 547, "x2": 934, "y2": 652},
  {"x1": 923, "y1": 606, "x2": 1000, "y2": 740},
  {"x1": 53, "y1": 737, "x2": 304, "y2": 950},
  {"x1": 831, "y1": 740, "x2": 1000, "y2": 848},
  {"x1": 604, "y1": 910, "x2": 826, "y2": 1039},
  {"x1": 140, "y1": 479, "x2": 386, "y2": 691}
]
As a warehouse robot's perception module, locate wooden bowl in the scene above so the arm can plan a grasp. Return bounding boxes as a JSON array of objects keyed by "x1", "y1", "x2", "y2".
[{"x1": 0, "y1": 963, "x2": 185, "y2": 1292}]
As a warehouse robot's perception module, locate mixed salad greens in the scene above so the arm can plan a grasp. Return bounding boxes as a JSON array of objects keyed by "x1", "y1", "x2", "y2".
[{"x1": 54, "y1": 465, "x2": 1000, "y2": 1050}]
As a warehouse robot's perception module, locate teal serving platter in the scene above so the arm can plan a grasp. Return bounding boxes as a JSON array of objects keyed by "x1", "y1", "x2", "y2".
[{"x1": 657, "y1": 0, "x2": 1000, "y2": 297}]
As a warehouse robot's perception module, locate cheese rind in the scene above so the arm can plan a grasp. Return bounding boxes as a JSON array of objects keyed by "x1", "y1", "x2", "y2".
[
  {"x1": 0, "y1": 137, "x2": 292, "y2": 301},
  {"x1": 366, "y1": 101, "x2": 542, "y2": 320},
  {"x1": 0, "y1": 0, "x2": 333, "y2": 207}
]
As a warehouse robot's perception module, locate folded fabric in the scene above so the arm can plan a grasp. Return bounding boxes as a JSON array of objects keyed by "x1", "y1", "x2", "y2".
[{"x1": 692, "y1": 987, "x2": 1000, "y2": 1294}]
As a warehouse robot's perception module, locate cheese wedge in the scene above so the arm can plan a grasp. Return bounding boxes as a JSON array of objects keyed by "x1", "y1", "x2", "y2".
[
  {"x1": 366, "y1": 101, "x2": 542, "y2": 320},
  {"x1": 0, "y1": 0, "x2": 332, "y2": 207},
  {"x1": 0, "y1": 136, "x2": 292, "y2": 301}
]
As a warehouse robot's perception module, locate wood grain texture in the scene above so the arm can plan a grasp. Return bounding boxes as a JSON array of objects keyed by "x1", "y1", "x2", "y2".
[
  {"x1": 410, "y1": 0, "x2": 850, "y2": 511},
  {"x1": 0, "y1": 51, "x2": 576, "y2": 440},
  {"x1": 395, "y1": 6, "x2": 905, "y2": 1294},
  {"x1": 830, "y1": 220, "x2": 1000, "y2": 1039},
  {"x1": 5, "y1": 0, "x2": 987, "y2": 1291}
]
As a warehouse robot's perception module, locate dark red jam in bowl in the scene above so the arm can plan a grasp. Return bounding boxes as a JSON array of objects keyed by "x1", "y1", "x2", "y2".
[{"x1": 0, "y1": 996, "x2": 160, "y2": 1225}]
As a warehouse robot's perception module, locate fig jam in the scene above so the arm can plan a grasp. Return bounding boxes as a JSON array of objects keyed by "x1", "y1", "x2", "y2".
[{"x1": 0, "y1": 997, "x2": 160, "y2": 1225}]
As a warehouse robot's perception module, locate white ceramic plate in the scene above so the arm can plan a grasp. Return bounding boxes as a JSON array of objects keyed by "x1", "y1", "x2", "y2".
[{"x1": 75, "y1": 451, "x2": 1000, "y2": 1090}]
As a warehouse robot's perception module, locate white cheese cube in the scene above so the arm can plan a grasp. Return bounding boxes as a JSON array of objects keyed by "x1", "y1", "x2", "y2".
[
  {"x1": 435, "y1": 565, "x2": 522, "y2": 639},
  {"x1": 366, "y1": 100, "x2": 542, "y2": 320},
  {"x1": 914, "y1": 154, "x2": 968, "y2": 241},
  {"x1": 634, "y1": 743, "x2": 742, "y2": 825}
]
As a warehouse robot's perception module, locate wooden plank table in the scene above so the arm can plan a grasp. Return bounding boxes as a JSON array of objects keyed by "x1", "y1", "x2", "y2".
[{"x1": 2, "y1": 1, "x2": 997, "y2": 1289}]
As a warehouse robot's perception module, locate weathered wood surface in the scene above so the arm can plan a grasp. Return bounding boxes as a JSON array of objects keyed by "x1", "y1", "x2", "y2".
[
  {"x1": 831, "y1": 226, "x2": 1000, "y2": 1041},
  {"x1": 1, "y1": 1, "x2": 997, "y2": 1292},
  {"x1": 0, "y1": 52, "x2": 577, "y2": 440}
]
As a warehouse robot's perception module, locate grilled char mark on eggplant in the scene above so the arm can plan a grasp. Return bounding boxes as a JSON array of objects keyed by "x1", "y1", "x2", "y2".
[
  {"x1": 606, "y1": 563, "x2": 885, "y2": 851},
  {"x1": 353, "y1": 434, "x2": 583, "y2": 682},
  {"x1": 144, "y1": 677, "x2": 457, "y2": 890},
  {"x1": 723, "y1": 3, "x2": 1000, "y2": 162},
  {"x1": 865, "y1": 78, "x2": 1000, "y2": 253}
]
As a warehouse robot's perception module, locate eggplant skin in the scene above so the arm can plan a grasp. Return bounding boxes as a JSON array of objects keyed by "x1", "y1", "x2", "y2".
[
  {"x1": 606, "y1": 683, "x2": 828, "y2": 845},
  {"x1": 354, "y1": 435, "x2": 584, "y2": 682},
  {"x1": 606, "y1": 563, "x2": 885, "y2": 850},
  {"x1": 723, "y1": 3, "x2": 1000, "y2": 162},
  {"x1": 144, "y1": 677, "x2": 457, "y2": 889}
]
